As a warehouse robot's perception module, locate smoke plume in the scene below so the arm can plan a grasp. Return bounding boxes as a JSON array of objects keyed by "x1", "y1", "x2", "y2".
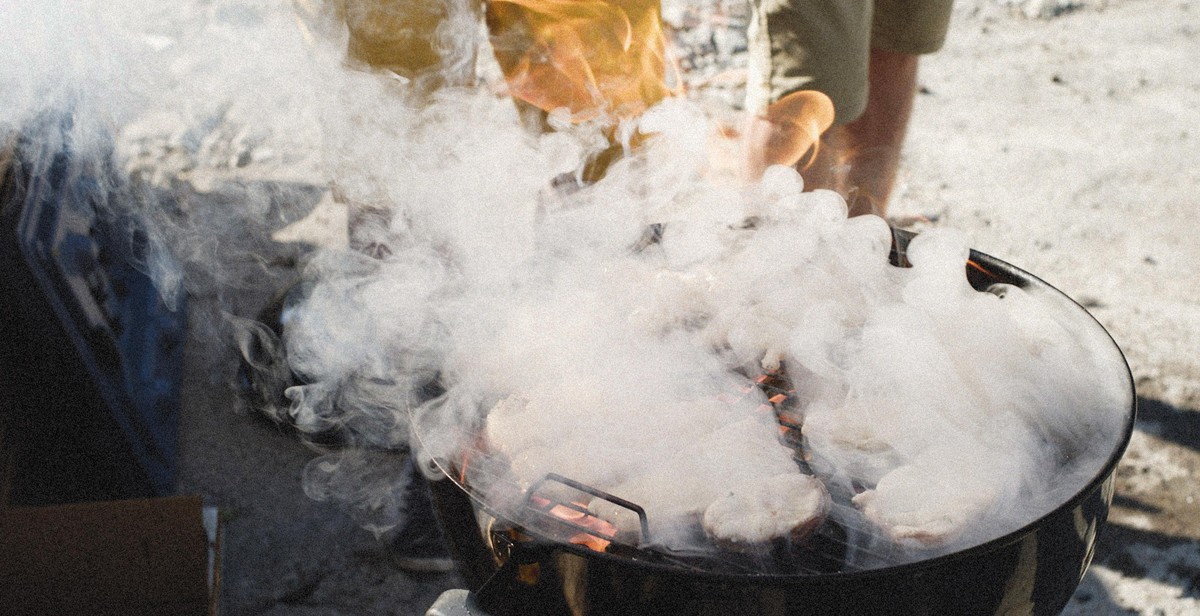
[{"x1": 3, "y1": 0, "x2": 1132, "y2": 568}]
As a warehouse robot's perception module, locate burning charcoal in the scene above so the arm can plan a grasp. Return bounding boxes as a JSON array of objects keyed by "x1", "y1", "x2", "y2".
[
  {"x1": 587, "y1": 497, "x2": 646, "y2": 546},
  {"x1": 701, "y1": 473, "x2": 829, "y2": 550}
]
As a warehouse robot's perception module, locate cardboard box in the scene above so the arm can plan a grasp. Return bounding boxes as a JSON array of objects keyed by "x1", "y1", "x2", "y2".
[{"x1": 0, "y1": 496, "x2": 221, "y2": 616}]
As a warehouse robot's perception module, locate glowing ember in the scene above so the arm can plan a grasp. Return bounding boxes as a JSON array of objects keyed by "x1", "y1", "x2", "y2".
[{"x1": 530, "y1": 495, "x2": 619, "y2": 551}]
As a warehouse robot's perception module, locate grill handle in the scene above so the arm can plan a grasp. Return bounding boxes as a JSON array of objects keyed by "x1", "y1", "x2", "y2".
[{"x1": 526, "y1": 473, "x2": 652, "y2": 546}]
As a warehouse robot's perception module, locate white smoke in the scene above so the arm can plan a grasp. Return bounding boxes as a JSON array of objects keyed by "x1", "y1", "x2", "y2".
[
  {"x1": 284, "y1": 70, "x2": 1130, "y2": 563},
  {"x1": 4, "y1": 0, "x2": 1132, "y2": 569}
]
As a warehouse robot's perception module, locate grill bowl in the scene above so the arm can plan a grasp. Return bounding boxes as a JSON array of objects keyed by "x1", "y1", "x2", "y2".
[{"x1": 421, "y1": 229, "x2": 1136, "y2": 616}]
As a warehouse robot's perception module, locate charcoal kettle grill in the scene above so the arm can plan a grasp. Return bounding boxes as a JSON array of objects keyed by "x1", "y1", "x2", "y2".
[{"x1": 419, "y1": 230, "x2": 1136, "y2": 616}]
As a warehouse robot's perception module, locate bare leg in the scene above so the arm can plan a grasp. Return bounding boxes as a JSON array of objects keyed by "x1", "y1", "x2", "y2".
[{"x1": 805, "y1": 48, "x2": 919, "y2": 218}]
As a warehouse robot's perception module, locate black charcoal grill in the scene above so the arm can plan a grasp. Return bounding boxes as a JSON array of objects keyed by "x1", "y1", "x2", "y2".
[{"x1": 420, "y1": 229, "x2": 1136, "y2": 616}]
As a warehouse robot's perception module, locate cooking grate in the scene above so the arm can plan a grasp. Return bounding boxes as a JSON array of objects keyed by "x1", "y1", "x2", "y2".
[{"x1": 440, "y1": 369, "x2": 913, "y2": 576}]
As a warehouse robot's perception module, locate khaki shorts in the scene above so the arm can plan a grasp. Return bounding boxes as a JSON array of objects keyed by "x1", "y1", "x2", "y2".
[{"x1": 747, "y1": 0, "x2": 954, "y2": 123}]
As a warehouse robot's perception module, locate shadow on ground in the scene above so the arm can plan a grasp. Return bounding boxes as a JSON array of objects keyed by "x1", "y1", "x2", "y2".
[{"x1": 1065, "y1": 395, "x2": 1200, "y2": 614}]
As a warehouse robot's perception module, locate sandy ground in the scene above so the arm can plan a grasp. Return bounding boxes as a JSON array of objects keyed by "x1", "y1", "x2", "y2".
[{"x1": 103, "y1": 0, "x2": 1200, "y2": 613}]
